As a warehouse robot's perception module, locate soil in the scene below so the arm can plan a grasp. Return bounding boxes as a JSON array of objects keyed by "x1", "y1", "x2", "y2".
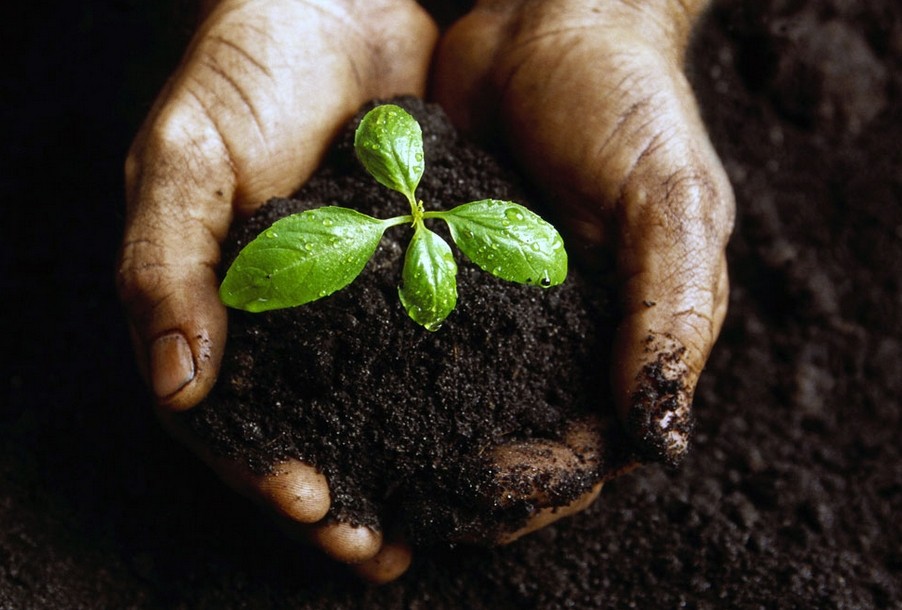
[
  {"x1": 2, "y1": 0, "x2": 901, "y2": 608},
  {"x1": 184, "y1": 97, "x2": 634, "y2": 544}
]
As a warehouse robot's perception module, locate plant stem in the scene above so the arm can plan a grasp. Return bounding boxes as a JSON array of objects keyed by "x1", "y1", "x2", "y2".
[{"x1": 382, "y1": 214, "x2": 414, "y2": 229}]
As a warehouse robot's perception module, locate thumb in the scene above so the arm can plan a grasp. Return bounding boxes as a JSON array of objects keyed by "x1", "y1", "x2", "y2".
[
  {"x1": 117, "y1": 99, "x2": 235, "y2": 410},
  {"x1": 610, "y1": 90, "x2": 734, "y2": 465},
  {"x1": 613, "y1": 218, "x2": 731, "y2": 466}
]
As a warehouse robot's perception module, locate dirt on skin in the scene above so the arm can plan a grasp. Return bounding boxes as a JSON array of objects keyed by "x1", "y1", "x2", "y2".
[
  {"x1": 184, "y1": 97, "x2": 636, "y2": 545},
  {"x1": 2, "y1": 0, "x2": 901, "y2": 608}
]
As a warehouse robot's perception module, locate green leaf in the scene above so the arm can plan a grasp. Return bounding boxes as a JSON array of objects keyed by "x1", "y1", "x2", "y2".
[
  {"x1": 438, "y1": 199, "x2": 568, "y2": 287},
  {"x1": 220, "y1": 207, "x2": 387, "y2": 312},
  {"x1": 398, "y1": 225, "x2": 458, "y2": 331},
  {"x1": 354, "y1": 104, "x2": 424, "y2": 202}
]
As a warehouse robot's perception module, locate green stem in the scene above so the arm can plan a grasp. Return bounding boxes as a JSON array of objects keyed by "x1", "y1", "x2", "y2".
[{"x1": 381, "y1": 214, "x2": 414, "y2": 228}]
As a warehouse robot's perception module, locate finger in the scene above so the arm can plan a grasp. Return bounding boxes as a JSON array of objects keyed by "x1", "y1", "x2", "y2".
[
  {"x1": 305, "y1": 521, "x2": 383, "y2": 565},
  {"x1": 490, "y1": 418, "x2": 604, "y2": 508},
  {"x1": 203, "y1": 456, "x2": 382, "y2": 567},
  {"x1": 611, "y1": 127, "x2": 734, "y2": 466},
  {"x1": 159, "y1": 411, "x2": 383, "y2": 566},
  {"x1": 431, "y1": 3, "x2": 510, "y2": 135},
  {"x1": 117, "y1": 100, "x2": 235, "y2": 410},
  {"x1": 479, "y1": 418, "x2": 638, "y2": 544},
  {"x1": 496, "y1": 482, "x2": 603, "y2": 545},
  {"x1": 157, "y1": 411, "x2": 332, "y2": 522},
  {"x1": 238, "y1": 460, "x2": 331, "y2": 524},
  {"x1": 352, "y1": 538, "x2": 413, "y2": 584}
]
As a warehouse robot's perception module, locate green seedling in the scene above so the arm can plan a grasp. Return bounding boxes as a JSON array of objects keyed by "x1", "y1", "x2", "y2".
[{"x1": 220, "y1": 104, "x2": 568, "y2": 331}]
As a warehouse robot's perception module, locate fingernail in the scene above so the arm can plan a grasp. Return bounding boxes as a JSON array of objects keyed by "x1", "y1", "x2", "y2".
[{"x1": 150, "y1": 332, "x2": 195, "y2": 399}]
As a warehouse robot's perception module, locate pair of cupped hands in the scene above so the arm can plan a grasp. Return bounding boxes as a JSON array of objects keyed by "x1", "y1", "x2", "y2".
[{"x1": 117, "y1": 0, "x2": 734, "y2": 583}]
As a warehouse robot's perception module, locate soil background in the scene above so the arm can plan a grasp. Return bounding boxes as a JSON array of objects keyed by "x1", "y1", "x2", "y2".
[{"x1": 2, "y1": 1, "x2": 900, "y2": 608}]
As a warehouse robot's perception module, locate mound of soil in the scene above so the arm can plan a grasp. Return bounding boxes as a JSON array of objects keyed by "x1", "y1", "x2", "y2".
[{"x1": 185, "y1": 98, "x2": 635, "y2": 544}]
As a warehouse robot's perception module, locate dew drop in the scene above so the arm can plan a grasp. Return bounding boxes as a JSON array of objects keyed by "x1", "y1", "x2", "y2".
[
  {"x1": 323, "y1": 219, "x2": 333, "y2": 227},
  {"x1": 504, "y1": 207, "x2": 525, "y2": 222},
  {"x1": 540, "y1": 272, "x2": 552, "y2": 287},
  {"x1": 305, "y1": 243, "x2": 314, "y2": 252},
  {"x1": 265, "y1": 230, "x2": 278, "y2": 239}
]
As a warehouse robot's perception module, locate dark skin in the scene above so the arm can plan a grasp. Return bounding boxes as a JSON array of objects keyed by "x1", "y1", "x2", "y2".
[{"x1": 117, "y1": 0, "x2": 734, "y2": 583}]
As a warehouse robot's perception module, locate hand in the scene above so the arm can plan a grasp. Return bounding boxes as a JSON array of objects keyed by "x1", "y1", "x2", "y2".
[
  {"x1": 433, "y1": 0, "x2": 734, "y2": 494},
  {"x1": 119, "y1": 0, "x2": 735, "y2": 579},
  {"x1": 117, "y1": 0, "x2": 437, "y2": 583}
]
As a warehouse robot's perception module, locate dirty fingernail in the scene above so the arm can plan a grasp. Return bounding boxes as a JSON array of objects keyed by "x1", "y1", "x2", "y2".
[{"x1": 150, "y1": 332, "x2": 195, "y2": 399}]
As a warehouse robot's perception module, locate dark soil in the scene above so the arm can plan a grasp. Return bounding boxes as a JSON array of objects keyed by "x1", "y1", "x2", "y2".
[
  {"x1": 2, "y1": 0, "x2": 900, "y2": 608},
  {"x1": 185, "y1": 98, "x2": 633, "y2": 544}
]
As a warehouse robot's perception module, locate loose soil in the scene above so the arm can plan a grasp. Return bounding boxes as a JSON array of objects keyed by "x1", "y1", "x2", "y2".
[
  {"x1": 185, "y1": 97, "x2": 634, "y2": 544},
  {"x1": 2, "y1": 0, "x2": 900, "y2": 608}
]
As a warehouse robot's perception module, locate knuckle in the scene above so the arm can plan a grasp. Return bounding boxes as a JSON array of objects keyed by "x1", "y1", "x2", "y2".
[
  {"x1": 115, "y1": 238, "x2": 169, "y2": 306},
  {"x1": 144, "y1": 106, "x2": 211, "y2": 167},
  {"x1": 628, "y1": 155, "x2": 735, "y2": 257}
]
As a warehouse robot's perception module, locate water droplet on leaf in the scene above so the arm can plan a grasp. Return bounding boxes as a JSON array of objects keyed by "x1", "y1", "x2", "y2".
[{"x1": 504, "y1": 207, "x2": 525, "y2": 222}]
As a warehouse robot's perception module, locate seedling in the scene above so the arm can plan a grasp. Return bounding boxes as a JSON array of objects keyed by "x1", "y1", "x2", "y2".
[{"x1": 220, "y1": 104, "x2": 568, "y2": 331}]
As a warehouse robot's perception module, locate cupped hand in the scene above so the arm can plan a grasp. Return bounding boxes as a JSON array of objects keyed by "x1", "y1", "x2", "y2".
[
  {"x1": 117, "y1": 0, "x2": 437, "y2": 583},
  {"x1": 119, "y1": 0, "x2": 735, "y2": 579},
  {"x1": 433, "y1": 0, "x2": 735, "y2": 531}
]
